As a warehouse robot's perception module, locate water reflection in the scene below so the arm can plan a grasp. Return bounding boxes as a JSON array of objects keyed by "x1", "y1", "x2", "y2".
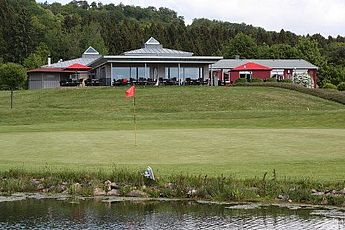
[{"x1": 0, "y1": 199, "x2": 344, "y2": 229}]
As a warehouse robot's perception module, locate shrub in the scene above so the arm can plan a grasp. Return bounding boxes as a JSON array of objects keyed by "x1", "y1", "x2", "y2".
[
  {"x1": 235, "y1": 78, "x2": 247, "y2": 84},
  {"x1": 323, "y1": 83, "x2": 337, "y2": 90},
  {"x1": 337, "y1": 82, "x2": 345, "y2": 91},
  {"x1": 266, "y1": 78, "x2": 277, "y2": 82},
  {"x1": 292, "y1": 73, "x2": 314, "y2": 88},
  {"x1": 280, "y1": 79, "x2": 293, "y2": 83},
  {"x1": 251, "y1": 78, "x2": 263, "y2": 83}
]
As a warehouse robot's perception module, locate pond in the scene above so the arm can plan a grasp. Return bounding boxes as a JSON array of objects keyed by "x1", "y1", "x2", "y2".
[{"x1": 0, "y1": 196, "x2": 344, "y2": 229}]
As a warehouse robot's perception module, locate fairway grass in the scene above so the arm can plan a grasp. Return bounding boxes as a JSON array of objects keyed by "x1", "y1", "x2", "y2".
[
  {"x1": 0, "y1": 86, "x2": 345, "y2": 181},
  {"x1": 1, "y1": 128, "x2": 344, "y2": 181}
]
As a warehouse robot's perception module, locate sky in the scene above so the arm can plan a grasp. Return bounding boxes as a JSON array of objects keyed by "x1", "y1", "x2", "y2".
[{"x1": 39, "y1": 0, "x2": 345, "y2": 37}]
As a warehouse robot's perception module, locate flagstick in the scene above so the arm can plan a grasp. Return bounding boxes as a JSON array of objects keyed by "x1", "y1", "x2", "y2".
[{"x1": 133, "y1": 96, "x2": 137, "y2": 146}]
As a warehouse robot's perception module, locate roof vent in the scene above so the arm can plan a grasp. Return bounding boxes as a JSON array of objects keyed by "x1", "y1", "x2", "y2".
[
  {"x1": 83, "y1": 46, "x2": 99, "y2": 55},
  {"x1": 144, "y1": 37, "x2": 163, "y2": 49},
  {"x1": 145, "y1": 37, "x2": 160, "y2": 45},
  {"x1": 82, "y1": 46, "x2": 101, "y2": 59}
]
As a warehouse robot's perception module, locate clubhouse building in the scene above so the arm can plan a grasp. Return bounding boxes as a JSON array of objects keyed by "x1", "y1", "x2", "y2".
[
  {"x1": 28, "y1": 37, "x2": 222, "y2": 89},
  {"x1": 27, "y1": 37, "x2": 318, "y2": 89}
]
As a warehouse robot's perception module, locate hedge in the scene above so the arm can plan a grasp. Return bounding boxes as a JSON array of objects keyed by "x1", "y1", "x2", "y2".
[
  {"x1": 265, "y1": 78, "x2": 277, "y2": 82},
  {"x1": 280, "y1": 79, "x2": 293, "y2": 83},
  {"x1": 323, "y1": 83, "x2": 337, "y2": 90},
  {"x1": 233, "y1": 82, "x2": 345, "y2": 105},
  {"x1": 235, "y1": 78, "x2": 247, "y2": 84},
  {"x1": 251, "y1": 78, "x2": 263, "y2": 83}
]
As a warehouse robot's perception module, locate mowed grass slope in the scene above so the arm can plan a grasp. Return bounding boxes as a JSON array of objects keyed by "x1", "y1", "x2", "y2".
[
  {"x1": 0, "y1": 87, "x2": 344, "y2": 180},
  {"x1": 0, "y1": 86, "x2": 344, "y2": 131}
]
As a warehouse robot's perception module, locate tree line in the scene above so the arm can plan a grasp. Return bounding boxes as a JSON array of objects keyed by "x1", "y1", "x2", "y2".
[{"x1": 0, "y1": 0, "x2": 345, "y2": 87}]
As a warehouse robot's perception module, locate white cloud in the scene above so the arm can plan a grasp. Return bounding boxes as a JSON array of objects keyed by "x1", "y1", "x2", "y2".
[{"x1": 40, "y1": 0, "x2": 345, "y2": 37}]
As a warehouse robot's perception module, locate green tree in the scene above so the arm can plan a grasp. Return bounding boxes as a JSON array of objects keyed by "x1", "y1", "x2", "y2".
[
  {"x1": 23, "y1": 43, "x2": 50, "y2": 69},
  {"x1": 0, "y1": 63, "x2": 27, "y2": 109},
  {"x1": 327, "y1": 43, "x2": 345, "y2": 66},
  {"x1": 319, "y1": 65, "x2": 345, "y2": 86},
  {"x1": 257, "y1": 44, "x2": 270, "y2": 58},
  {"x1": 223, "y1": 33, "x2": 258, "y2": 58},
  {"x1": 80, "y1": 22, "x2": 108, "y2": 55},
  {"x1": 295, "y1": 37, "x2": 326, "y2": 67},
  {"x1": 295, "y1": 37, "x2": 329, "y2": 86},
  {"x1": 268, "y1": 44, "x2": 301, "y2": 59}
]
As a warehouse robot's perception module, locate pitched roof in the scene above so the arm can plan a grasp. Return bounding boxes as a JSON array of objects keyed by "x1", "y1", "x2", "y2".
[
  {"x1": 124, "y1": 37, "x2": 193, "y2": 57},
  {"x1": 41, "y1": 47, "x2": 101, "y2": 68},
  {"x1": 212, "y1": 59, "x2": 318, "y2": 70},
  {"x1": 42, "y1": 57, "x2": 98, "y2": 68},
  {"x1": 124, "y1": 48, "x2": 193, "y2": 57},
  {"x1": 232, "y1": 62, "x2": 272, "y2": 71}
]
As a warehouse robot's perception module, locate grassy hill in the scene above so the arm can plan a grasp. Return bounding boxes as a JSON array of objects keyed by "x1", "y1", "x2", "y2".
[
  {"x1": 0, "y1": 86, "x2": 344, "y2": 131},
  {"x1": 0, "y1": 86, "x2": 344, "y2": 180}
]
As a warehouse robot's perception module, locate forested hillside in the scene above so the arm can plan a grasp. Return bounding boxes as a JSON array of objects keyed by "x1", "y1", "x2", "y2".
[{"x1": 0, "y1": 0, "x2": 345, "y2": 86}]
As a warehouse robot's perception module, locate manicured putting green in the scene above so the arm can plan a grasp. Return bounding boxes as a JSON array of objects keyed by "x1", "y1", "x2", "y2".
[{"x1": 0, "y1": 128, "x2": 344, "y2": 181}]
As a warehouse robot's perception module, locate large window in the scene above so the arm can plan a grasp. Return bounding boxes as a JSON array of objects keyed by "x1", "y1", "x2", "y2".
[
  {"x1": 167, "y1": 67, "x2": 178, "y2": 79},
  {"x1": 137, "y1": 67, "x2": 149, "y2": 79},
  {"x1": 165, "y1": 67, "x2": 201, "y2": 80},
  {"x1": 113, "y1": 67, "x2": 130, "y2": 80},
  {"x1": 165, "y1": 67, "x2": 185, "y2": 79},
  {"x1": 130, "y1": 68, "x2": 137, "y2": 79},
  {"x1": 183, "y1": 68, "x2": 200, "y2": 79},
  {"x1": 112, "y1": 67, "x2": 150, "y2": 81}
]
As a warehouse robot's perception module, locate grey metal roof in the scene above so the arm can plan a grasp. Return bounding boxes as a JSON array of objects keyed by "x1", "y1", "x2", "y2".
[
  {"x1": 124, "y1": 37, "x2": 193, "y2": 57},
  {"x1": 42, "y1": 57, "x2": 99, "y2": 68},
  {"x1": 124, "y1": 48, "x2": 193, "y2": 57},
  {"x1": 42, "y1": 47, "x2": 101, "y2": 68},
  {"x1": 89, "y1": 55, "x2": 223, "y2": 69},
  {"x1": 211, "y1": 59, "x2": 318, "y2": 70}
]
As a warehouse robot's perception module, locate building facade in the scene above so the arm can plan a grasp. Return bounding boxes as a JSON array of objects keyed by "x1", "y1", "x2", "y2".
[
  {"x1": 211, "y1": 59, "x2": 318, "y2": 88},
  {"x1": 27, "y1": 47, "x2": 101, "y2": 89},
  {"x1": 89, "y1": 37, "x2": 222, "y2": 86},
  {"x1": 27, "y1": 38, "x2": 223, "y2": 89},
  {"x1": 27, "y1": 38, "x2": 319, "y2": 89}
]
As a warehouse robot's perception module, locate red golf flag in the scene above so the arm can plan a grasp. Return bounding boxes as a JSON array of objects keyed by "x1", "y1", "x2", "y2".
[{"x1": 125, "y1": 86, "x2": 136, "y2": 97}]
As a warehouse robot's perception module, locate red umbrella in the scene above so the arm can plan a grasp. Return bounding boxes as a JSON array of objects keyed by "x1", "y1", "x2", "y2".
[
  {"x1": 64, "y1": 64, "x2": 91, "y2": 86},
  {"x1": 65, "y1": 63, "x2": 91, "y2": 71}
]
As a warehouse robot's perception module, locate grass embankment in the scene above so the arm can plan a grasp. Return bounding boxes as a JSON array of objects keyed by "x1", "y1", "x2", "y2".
[
  {"x1": 1, "y1": 169, "x2": 345, "y2": 206},
  {"x1": 0, "y1": 86, "x2": 345, "y2": 180}
]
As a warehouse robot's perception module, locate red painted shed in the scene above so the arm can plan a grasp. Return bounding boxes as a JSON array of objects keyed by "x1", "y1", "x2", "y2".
[{"x1": 230, "y1": 62, "x2": 272, "y2": 82}]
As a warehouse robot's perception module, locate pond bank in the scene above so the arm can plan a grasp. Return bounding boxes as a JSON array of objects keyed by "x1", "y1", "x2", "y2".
[{"x1": 1, "y1": 169, "x2": 344, "y2": 207}]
